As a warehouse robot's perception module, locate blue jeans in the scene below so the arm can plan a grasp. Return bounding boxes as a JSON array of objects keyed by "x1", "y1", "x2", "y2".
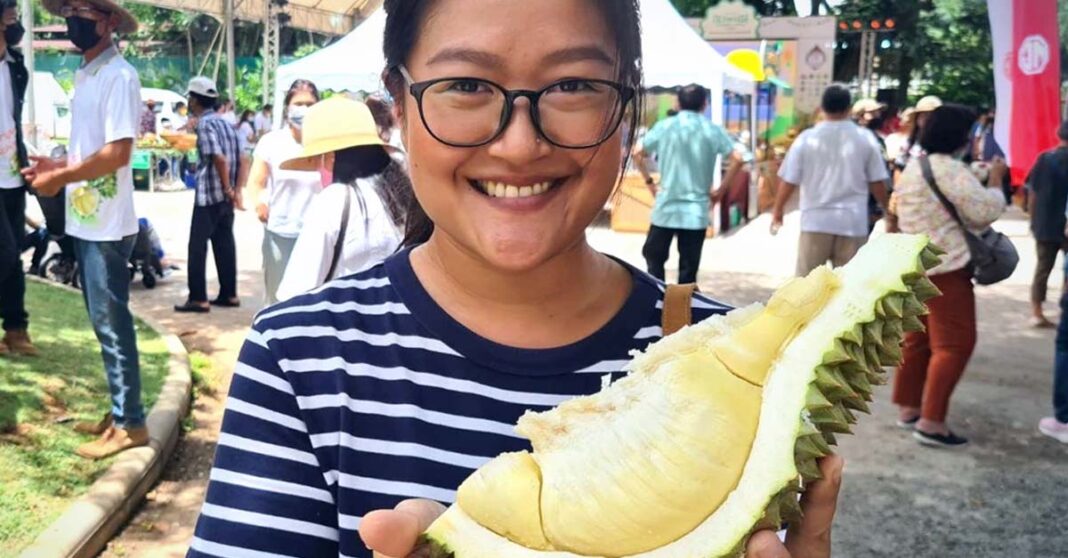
[
  {"x1": 73, "y1": 235, "x2": 144, "y2": 428},
  {"x1": 1055, "y1": 279, "x2": 1068, "y2": 422}
]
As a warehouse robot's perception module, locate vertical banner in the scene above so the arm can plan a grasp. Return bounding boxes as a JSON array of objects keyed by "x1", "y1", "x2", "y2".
[{"x1": 988, "y1": 0, "x2": 1061, "y2": 185}]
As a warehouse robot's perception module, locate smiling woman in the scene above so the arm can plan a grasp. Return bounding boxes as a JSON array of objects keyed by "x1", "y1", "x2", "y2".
[{"x1": 185, "y1": 2, "x2": 835, "y2": 558}]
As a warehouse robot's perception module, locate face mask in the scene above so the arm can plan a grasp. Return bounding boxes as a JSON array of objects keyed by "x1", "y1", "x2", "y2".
[
  {"x1": 318, "y1": 156, "x2": 333, "y2": 185},
  {"x1": 4, "y1": 22, "x2": 24, "y2": 46},
  {"x1": 66, "y1": 17, "x2": 102, "y2": 52},
  {"x1": 287, "y1": 105, "x2": 308, "y2": 129}
]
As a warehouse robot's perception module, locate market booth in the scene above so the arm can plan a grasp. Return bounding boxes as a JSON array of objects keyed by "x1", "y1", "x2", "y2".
[{"x1": 275, "y1": 0, "x2": 755, "y2": 233}]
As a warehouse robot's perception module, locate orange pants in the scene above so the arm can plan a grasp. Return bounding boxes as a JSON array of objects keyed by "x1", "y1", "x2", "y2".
[{"x1": 891, "y1": 268, "x2": 976, "y2": 423}]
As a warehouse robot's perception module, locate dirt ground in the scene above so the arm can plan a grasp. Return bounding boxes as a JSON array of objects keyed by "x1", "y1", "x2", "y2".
[{"x1": 89, "y1": 192, "x2": 1066, "y2": 557}]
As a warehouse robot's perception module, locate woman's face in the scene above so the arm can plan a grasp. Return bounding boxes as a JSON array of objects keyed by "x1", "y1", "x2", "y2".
[{"x1": 400, "y1": 0, "x2": 625, "y2": 272}]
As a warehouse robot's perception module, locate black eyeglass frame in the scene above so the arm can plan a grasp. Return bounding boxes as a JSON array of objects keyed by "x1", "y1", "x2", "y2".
[{"x1": 396, "y1": 65, "x2": 636, "y2": 150}]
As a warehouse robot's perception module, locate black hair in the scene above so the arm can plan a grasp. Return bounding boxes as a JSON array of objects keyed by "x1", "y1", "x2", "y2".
[
  {"x1": 240, "y1": 110, "x2": 254, "y2": 124},
  {"x1": 176, "y1": 101, "x2": 186, "y2": 109},
  {"x1": 263, "y1": 103, "x2": 273, "y2": 111},
  {"x1": 919, "y1": 104, "x2": 977, "y2": 155},
  {"x1": 282, "y1": 79, "x2": 320, "y2": 120},
  {"x1": 188, "y1": 91, "x2": 217, "y2": 111},
  {"x1": 821, "y1": 84, "x2": 851, "y2": 115},
  {"x1": 364, "y1": 96, "x2": 395, "y2": 134},
  {"x1": 382, "y1": 0, "x2": 643, "y2": 247},
  {"x1": 334, "y1": 147, "x2": 413, "y2": 229},
  {"x1": 677, "y1": 84, "x2": 708, "y2": 112},
  {"x1": 1058, "y1": 121, "x2": 1068, "y2": 142}
]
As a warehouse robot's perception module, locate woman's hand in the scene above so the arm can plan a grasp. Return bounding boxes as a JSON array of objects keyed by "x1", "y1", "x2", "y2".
[
  {"x1": 359, "y1": 456, "x2": 843, "y2": 558},
  {"x1": 256, "y1": 202, "x2": 269, "y2": 223},
  {"x1": 988, "y1": 157, "x2": 1008, "y2": 186},
  {"x1": 360, "y1": 499, "x2": 446, "y2": 557}
]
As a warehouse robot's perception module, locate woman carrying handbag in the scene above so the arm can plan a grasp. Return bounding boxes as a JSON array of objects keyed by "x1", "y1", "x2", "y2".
[{"x1": 888, "y1": 104, "x2": 1008, "y2": 448}]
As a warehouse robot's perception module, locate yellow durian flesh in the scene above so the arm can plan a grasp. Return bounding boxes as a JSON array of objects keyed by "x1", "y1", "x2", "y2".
[
  {"x1": 456, "y1": 451, "x2": 552, "y2": 550},
  {"x1": 458, "y1": 268, "x2": 840, "y2": 556}
]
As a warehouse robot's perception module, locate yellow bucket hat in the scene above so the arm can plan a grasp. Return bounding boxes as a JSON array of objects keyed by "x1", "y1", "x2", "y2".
[{"x1": 281, "y1": 96, "x2": 394, "y2": 171}]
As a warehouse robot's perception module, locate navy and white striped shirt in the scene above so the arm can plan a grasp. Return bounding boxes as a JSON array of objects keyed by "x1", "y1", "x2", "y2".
[
  {"x1": 194, "y1": 109, "x2": 241, "y2": 207},
  {"x1": 188, "y1": 248, "x2": 730, "y2": 558}
]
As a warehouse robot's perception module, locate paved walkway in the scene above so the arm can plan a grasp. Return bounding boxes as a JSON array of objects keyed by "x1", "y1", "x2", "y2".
[{"x1": 56, "y1": 191, "x2": 1064, "y2": 557}]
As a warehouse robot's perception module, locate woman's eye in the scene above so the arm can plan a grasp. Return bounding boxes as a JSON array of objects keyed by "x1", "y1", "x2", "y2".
[
  {"x1": 551, "y1": 80, "x2": 599, "y2": 94},
  {"x1": 445, "y1": 80, "x2": 487, "y2": 94}
]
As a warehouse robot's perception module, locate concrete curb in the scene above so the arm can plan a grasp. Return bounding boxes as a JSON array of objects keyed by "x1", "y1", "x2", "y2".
[{"x1": 18, "y1": 276, "x2": 193, "y2": 558}]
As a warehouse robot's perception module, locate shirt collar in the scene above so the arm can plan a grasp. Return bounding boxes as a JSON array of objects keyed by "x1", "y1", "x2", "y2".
[{"x1": 80, "y1": 45, "x2": 119, "y2": 76}]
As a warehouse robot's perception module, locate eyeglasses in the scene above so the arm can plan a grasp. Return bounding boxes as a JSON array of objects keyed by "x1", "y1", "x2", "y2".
[
  {"x1": 397, "y1": 66, "x2": 634, "y2": 149},
  {"x1": 59, "y1": 6, "x2": 108, "y2": 19}
]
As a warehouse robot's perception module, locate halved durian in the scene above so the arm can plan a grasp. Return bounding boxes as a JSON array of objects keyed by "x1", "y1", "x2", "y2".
[{"x1": 425, "y1": 233, "x2": 940, "y2": 558}]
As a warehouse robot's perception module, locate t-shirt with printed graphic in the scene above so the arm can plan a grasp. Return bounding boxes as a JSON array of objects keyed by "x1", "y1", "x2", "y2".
[
  {"x1": 187, "y1": 249, "x2": 732, "y2": 557},
  {"x1": 64, "y1": 46, "x2": 141, "y2": 241},
  {"x1": 0, "y1": 53, "x2": 21, "y2": 189}
]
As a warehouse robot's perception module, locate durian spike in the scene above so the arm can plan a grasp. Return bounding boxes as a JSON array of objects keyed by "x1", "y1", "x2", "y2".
[
  {"x1": 842, "y1": 395, "x2": 871, "y2": 413},
  {"x1": 805, "y1": 385, "x2": 833, "y2": 410},
  {"x1": 822, "y1": 431, "x2": 838, "y2": 446},
  {"x1": 796, "y1": 458, "x2": 822, "y2": 481},
  {"x1": 814, "y1": 366, "x2": 855, "y2": 401},
  {"x1": 920, "y1": 249, "x2": 942, "y2": 270},
  {"x1": 913, "y1": 275, "x2": 942, "y2": 301},
  {"x1": 805, "y1": 431, "x2": 833, "y2": 455},
  {"x1": 863, "y1": 344, "x2": 883, "y2": 374},
  {"x1": 902, "y1": 315, "x2": 926, "y2": 333},
  {"x1": 878, "y1": 342, "x2": 903, "y2": 366},
  {"x1": 881, "y1": 295, "x2": 904, "y2": 318},
  {"x1": 884, "y1": 318, "x2": 904, "y2": 341},
  {"x1": 779, "y1": 492, "x2": 804, "y2": 524},
  {"x1": 863, "y1": 320, "x2": 884, "y2": 345},
  {"x1": 836, "y1": 403, "x2": 858, "y2": 425},
  {"x1": 926, "y1": 242, "x2": 946, "y2": 256},
  {"x1": 848, "y1": 370, "x2": 873, "y2": 394},
  {"x1": 839, "y1": 324, "x2": 864, "y2": 346},
  {"x1": 799, "y1": 420, "x2": 821, "y2": 437},
  {"x1": 821, "y1": 339, "x2": 851, "y2": 364},
  {"x1": 795, "y1": 436, "x2": 829, "y2": 459},
  {"x1": 903, "y1": 293, "x2": 928, "y2": 316}
]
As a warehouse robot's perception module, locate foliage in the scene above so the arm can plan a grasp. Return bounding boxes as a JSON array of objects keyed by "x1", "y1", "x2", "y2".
[
  {"x1": 231, "y1": 60, "x2": 265, "y2": 112},
  {"x1": 0, "y1": 281, "x2": 171, "y2": 555},
  {"x1": 672, "y1": 0, "x2": 798, "y2": 17}
]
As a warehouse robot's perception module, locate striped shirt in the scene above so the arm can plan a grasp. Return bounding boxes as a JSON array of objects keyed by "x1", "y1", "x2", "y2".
[
  {"x1": 187, "y1": 248, "x2": 731, "y2": 558},
  {"x1": 194, "y1": 109, "x2": 241, "y2": 207}
]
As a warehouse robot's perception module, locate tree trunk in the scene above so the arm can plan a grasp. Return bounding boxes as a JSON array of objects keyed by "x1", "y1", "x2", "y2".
[
  {"x1": 896, "y1": 53, "x2": 914, "y2": 108},
  {"x1": 810, "y1": 0, "x2": 820, "y2": 15},
  {"x1": 186, "y1": 29, "x2": 194, "y2": 74}
]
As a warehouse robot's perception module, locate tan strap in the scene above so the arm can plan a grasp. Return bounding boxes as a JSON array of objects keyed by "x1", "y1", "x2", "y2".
[{"x1": 662, "y1": 283, "x2": 698, "y2": 336}]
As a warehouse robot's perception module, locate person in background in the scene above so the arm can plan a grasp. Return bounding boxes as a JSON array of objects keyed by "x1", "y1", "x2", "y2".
[
  {"x1": 772, "y1": 84, "x2": 891, "y2": 275},
  {"x1": 173, "y1": 76, "x2": 242, "y2": 313},
  {"x1": 0, "y1": 0, "x2": 32, "y2": 357},
  {"x1": 852, "y1": 98, "x2": 890, "y2": 232},
  {"x1": 173, "y1": 100, "x2": 188, "y2": 129},
  {"x1": 1026, "y1": 121, "x2": 1068, "y2": 328},
  {"x1": 895, "y1": 95, "x2": 941, "y2": 172},
  {"x1": 218, "y1": 98, "x2": 237, "y2": 127},
  {"x1": 25, "y1": 0, "x2": 145, "y2": 458},
  {"x1": 243, "y1": 79, "x2": 322, "y2": 305},
  {"x1": 237, "y1": 109, "x2": 255, "y2": 149},
  {"x1": 364, "y1": 94, "x2": 403, "y2": 150},
  {"x1": 275, "y1": 97, "x2": 411, "y2": 301},
  {"x1": 139, "y1": 98, "x2": 156, "y2": 137},
  {"x1": 633, "y1": 84, "x2": 742, "y2": 284},
  {"x1": 890, "y1": 104, "x2": 1007, "y2": 448},
  {"x1": 885, "y1": 107, "x2": 914, "y2": 175},
  {"x1": 253, "y1": 102, "x2": 272, "y2": 139}
]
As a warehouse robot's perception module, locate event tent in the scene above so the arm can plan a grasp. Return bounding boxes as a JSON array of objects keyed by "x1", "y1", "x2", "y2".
[{"x1": 274, "y1": 0, "x2": 755, "y2": 123}]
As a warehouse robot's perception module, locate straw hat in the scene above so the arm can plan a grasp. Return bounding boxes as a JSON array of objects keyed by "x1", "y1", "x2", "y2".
[
  {"x1": 914, "y1": 95, "x2": 943, "y2": 113},
  {"x1": 280, "y1": 97, "x2": 395, "y2": 171},
  {"x1": 851, "y1": 98, "x2": 885, "y2": 116},
  {"x1": 43, "y1": 0, "x2": 138, "y2": 34}
]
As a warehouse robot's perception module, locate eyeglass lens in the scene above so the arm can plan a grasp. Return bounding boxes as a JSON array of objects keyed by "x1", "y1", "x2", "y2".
[{"x1": 419, "y1": 78, "x2": 624, "y2": 148}]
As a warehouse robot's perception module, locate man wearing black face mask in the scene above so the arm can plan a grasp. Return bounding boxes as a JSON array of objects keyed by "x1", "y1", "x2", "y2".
[
  {"x1": 24, "y1": 0, "x2": 147, "y2": 460},
  {"x1": 0, "y1": 0, "x2": 32, "y2": 357}
]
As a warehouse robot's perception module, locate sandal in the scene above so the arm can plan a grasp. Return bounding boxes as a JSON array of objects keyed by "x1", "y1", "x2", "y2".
[
  {"x1": 174, "y1": 301, "x2": 211, "y2": 313},
  {"x1": 210, "y1": 297, "x2": 241, "y2": 308}
]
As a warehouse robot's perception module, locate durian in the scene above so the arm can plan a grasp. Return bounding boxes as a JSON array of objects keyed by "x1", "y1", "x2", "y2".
[{"x1": 424, "y1": 234, "x2": 940, "y2": 558}]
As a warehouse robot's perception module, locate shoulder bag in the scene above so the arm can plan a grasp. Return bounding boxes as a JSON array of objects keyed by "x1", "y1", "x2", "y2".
[{"x1": 919, "y1": 155, "x2": 1018, "y2": 285}]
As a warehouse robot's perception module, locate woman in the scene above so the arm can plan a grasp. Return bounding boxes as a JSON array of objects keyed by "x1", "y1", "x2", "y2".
[
  {"x1": 243, "y1": 79, "x2": 323, "y2": 304},
  {"x1": 189, "y1": 1, "x2": 840, "y2": 557},
  {"x1": 274, "y1": 97, "x2": 411, "y2": 301},
  {"x1": 237, "y1": 109, "x2": 256, "y2": 149},
  {"x1": 890, "y1": 104, "x2": 1007, "y2": 448}
]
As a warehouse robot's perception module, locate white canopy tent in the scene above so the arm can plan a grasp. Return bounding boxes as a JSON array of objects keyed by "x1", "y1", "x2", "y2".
[{"x1": 274, "y1": 0, "x2": 754, "y2": 124}]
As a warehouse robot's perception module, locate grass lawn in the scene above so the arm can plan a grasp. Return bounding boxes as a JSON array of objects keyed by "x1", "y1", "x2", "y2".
[{"x1": 0, "y1": 281, "x2": 172, "y2": 556}]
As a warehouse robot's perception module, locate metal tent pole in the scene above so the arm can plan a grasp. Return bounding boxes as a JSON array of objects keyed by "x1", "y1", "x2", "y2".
[
  {"x1": 225, "y1": 0, "x2": 236, "y2": 99},
  {"x1": 19, "y1": 0, "x2": 35, "y2": 148}
]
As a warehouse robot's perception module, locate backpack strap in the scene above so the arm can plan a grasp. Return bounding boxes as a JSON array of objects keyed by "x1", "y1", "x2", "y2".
[
  {"x1": 662, "y1": 283, "x2": 698, "y2": 336},
  {"x1": 326, "y1": 184, "x2": 352, "y2": 281}
]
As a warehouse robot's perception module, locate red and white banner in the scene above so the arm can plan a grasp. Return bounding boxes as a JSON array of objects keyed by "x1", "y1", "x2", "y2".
[{"x1": 988, "y1": 0, "x2": 1061, "y2": 185}]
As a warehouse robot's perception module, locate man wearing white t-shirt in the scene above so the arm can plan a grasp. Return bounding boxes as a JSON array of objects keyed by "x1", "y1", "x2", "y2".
[
  {"x1": 772, "y1": 84, "x2": 891, "y2": 276},
  {"x1": 0, "y1": 0, "x2": 33, "y2": 357},
  {"x1": 253, "y1": 103, "x2": 272, "y2": 139},
  {"x1": 25, "y1": 0, "x2": 146, "y2": 460}
]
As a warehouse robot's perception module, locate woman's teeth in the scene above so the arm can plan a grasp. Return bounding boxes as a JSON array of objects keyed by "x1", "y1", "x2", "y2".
[{"x1": 479, "y1": 180, "x2": 553, "y2": 198}]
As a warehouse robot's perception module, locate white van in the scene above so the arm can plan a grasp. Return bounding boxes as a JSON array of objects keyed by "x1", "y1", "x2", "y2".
[{"x1": 141, "y1": 87, "x2": 187, "y2": 132}]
